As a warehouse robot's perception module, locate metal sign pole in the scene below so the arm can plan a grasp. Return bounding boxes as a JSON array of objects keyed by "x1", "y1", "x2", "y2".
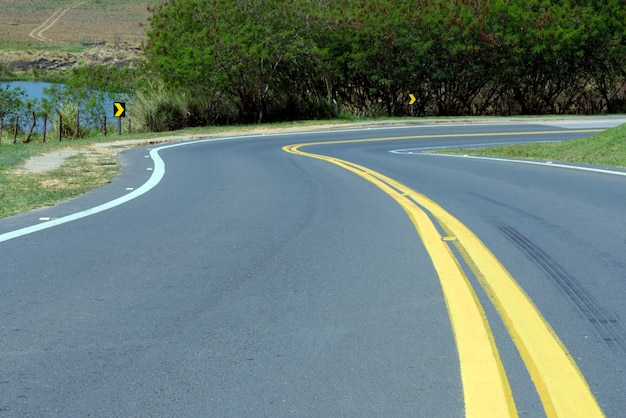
[
  {"x1": 113, "y1": 102, "x2": 126, "y2": 135},
  {"x1": 408, "y1": 93, "x2": 416, "y2": 117}
]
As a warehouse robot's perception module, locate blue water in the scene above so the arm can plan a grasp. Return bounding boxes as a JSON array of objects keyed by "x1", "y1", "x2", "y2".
[
  {"x1": 5, "y1": 81, "x2": 116, "y2": 113},
  {"x1": 4, "y1": 81, "x2": 54, "y2": 100},
  {"x1": 4, "y1": 81, "x2": 117, "y2": 132}
]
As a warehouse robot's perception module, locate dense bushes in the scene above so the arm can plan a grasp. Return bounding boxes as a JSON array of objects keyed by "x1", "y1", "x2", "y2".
[
  {"x1": 3, "y1": 0, "x2": 624, "y2": 136},
  {"x1": 143, "y1": 0, "x2": 626, "y2": 127}
]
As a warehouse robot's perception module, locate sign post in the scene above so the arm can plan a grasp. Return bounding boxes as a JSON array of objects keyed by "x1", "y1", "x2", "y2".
[
  {"x1": 408, "y1": 93, "x2": 416, "y2": 116},
  {"x1": 113, "y1": 102, "x2": 126, "y2": 135}
]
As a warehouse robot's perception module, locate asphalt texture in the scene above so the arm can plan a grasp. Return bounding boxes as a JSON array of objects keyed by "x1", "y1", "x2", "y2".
[{"x1": 1, "y1": 119, "x2": 625, "y2": 416}]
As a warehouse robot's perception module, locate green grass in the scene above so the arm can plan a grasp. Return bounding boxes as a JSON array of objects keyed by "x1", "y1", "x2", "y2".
[{"x1": 438, "y1": 122, "x2": 626, "y2": 167}]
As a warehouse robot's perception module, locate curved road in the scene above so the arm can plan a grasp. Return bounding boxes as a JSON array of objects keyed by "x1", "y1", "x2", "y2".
[{"x1": 1, "y1": 119, "x2": 625, "y2": 416}]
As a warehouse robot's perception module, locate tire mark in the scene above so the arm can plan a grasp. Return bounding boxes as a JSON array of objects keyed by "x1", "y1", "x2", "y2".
[
  {"x1": 470, "y1": 192, "x2": 626, "y2": 274},
  {"x1": 29, "y1": 2, "x2": 86, "y2": 42},
  {"x1": 488, "y1": 218, "x2": 626, "y2": 353}
]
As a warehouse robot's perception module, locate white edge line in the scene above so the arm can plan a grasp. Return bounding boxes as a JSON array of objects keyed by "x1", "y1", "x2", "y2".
[
  {"x1": 0, "y1": 131, "x2": 342, "y2": 244},
  {"x1": 424, "y1": 152, "x2": 626, "y2": 177},
  {"x1": 0, "y1": 136, "x2": 240, "y2": 244}
]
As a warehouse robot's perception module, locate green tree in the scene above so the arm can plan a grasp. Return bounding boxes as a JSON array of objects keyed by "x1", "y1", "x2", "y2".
[
  {"x1": 583, "y1": 0, "x2": 626, "y2": 113},
  {"x1": 485, "y1": 0, "x2": 623, "y2": 114},
  {"x1": 0, "y1": 84, "x2": 26, "y2": 142},
  {"x1": 145, "y1": 0, "x2": 227, "y2": 118},
  {"x1": 420, "y1": 0, "x2": 497, "y2": 115},
  {"x1": 43, "y1": 84, "x2": 108, "y2": 137},
  {"x1": 312, "y1": 0, "x2": 432, "y2": 117},
  {"x1": 143, "y1": 0, "x2": 626, "y2": 121},
  {"x1": 146, "y1": 0, "x2": 324, "y2": 124}
]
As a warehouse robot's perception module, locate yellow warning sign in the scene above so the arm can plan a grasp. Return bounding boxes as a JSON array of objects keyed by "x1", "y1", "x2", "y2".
[{"x1": 113, "y1": 102, "x2": 126, "y2": 118}]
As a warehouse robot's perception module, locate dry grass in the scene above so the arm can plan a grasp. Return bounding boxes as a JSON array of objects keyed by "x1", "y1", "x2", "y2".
[
  {"x1": 0, "y1": 0, "x2": 154, "y2": 47},
  {"x1": 0, "y1": 144, "x2": 120, "y2": 219},
  {"x1": 0, "y1": 0, "x2": 156, "y2": 72}
]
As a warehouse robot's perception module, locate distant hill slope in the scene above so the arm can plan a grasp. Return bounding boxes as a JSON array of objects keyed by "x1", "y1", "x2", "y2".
[{"x1": 0, "y1": 0, "x2": 152, "y2": 72}]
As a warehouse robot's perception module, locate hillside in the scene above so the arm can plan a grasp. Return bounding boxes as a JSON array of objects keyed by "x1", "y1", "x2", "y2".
[{"x1": 0, "y1": 0, "x2": 153, "y2": 73}]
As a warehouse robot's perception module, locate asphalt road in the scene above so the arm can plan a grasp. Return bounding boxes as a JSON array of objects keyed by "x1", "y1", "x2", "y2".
[{"x1": 1, "y1": 118, "x2": 625, "y2": 417}]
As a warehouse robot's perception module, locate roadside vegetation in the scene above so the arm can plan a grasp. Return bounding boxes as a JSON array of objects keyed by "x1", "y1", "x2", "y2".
[
  {"x1": 144, "y1": 0, "x2": 626, "y2": 123},
  {"x1": 0, "y1": 139, "x2": 119, "y2": 218},
  {"x1": 438, "y1": 122, "x2": 626, "y2": 168},
  {"x1": 3, "y1": 0, "x2": 626, "y2": 140},
  {"x1": 0, "y1": 0, "x2": 625, "y2": 219}
]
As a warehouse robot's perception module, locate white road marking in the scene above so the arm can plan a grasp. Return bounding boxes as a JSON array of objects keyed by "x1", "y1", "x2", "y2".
[
  {"x1": 413, "y1": 152, "x2": 626, "y2": 177},
  {"x1": 0, "y1": 136, "x2": 245, "y2": 244}
]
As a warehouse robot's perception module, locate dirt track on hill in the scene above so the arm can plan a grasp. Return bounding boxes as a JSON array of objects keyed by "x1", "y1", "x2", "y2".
[
  {"x1": 1, "y1": 0, "x2": 151, "y2": 72},
  {"x1": 29, "y1": 2, "x2": 87, "y2": 42}
]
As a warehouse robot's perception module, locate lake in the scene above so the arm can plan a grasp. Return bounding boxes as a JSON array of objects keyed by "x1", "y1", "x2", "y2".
[
  {"x1": 5, "y1": 81, "x2": 117, "y2": 115},
  {"x1": 4, "y1": 81, "x2": 54, "y2": 100},
  {"x1": 3, "y1": 81, "x2": 118, "y2": 133}
]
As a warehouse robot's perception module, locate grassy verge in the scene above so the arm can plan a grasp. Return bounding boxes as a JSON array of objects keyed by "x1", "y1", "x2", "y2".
[
  {"x1": 437, "y1": 122, "x2": 626, "y2": 167},
  {"x1": 0, "y1": 140, "x2": 120, "y2": 218}
]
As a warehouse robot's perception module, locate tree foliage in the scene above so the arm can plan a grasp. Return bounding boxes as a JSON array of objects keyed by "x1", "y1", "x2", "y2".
[
  {"x1": 144, "y1": 0, "x2": 626, "y2": 127},
  {"x1": 0, "y1": 84, "x2": 27, "y2": 142}
]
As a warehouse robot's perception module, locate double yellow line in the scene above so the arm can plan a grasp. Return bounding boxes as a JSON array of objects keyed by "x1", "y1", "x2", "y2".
[{"x1": 283, "y1": 132, "x2": 604, "y2": 417}]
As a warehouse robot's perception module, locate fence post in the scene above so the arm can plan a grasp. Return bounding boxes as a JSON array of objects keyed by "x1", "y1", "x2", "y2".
[
  {"x1": 25, "y1": 112, "x2": 36, "y2": 143},
  {"x1": 103, "y1": 114, "x2": 107, "y2": 136},
  {"x1": 75, "y1": 110, "x2": 80, "y2": 139},
  {"x1": 43, "y1": 114, "x2": 48, "y2": 142},
  {"x1": 57, "y1": 110, "x2": 62, "y2": 141},
  {"x1": 13, "y1": 115, "x2": 18, "y2": 144}
]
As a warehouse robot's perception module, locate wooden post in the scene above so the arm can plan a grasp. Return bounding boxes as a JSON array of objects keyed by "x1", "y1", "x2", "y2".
[
  {"x1": 103, "y1": 114, "x2": 107, "y2": 136},
  {"x1": 57, "y1": 110, "x2": 62, "y2": 141},
  {"x1": 128, "y1": 117, "x2": 131, "y2": 134},
  {"x1": 13, "y1": 115, "x2": 18, "y2": 144},
  {"x1": 43, "y1": 114, "x2": 48, "y2": 142},
  {"x1": 25, "y1": 112, "x2": 36, "y2": 143},
  {"x1": 75, "y1": 110, "x2": 80, "y2": 139}
]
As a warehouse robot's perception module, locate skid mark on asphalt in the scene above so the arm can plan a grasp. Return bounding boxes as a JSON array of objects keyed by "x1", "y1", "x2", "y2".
[
  {"x1": 488, "y1": 218, "x2": 626, "y2": 353},
  {"x1": 285, "y1": 138, "x2": 608, "y2": 417}
]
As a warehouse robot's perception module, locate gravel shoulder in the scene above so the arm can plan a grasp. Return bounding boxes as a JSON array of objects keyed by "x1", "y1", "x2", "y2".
[{"x1": 14, "y1": 135, "x2": 199, "y2": 174}]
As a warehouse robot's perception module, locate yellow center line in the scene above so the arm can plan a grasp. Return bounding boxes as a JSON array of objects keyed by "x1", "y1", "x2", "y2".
[
  {"x1": 283, "y1": 130, "x2": 605, "y2": 418},
  {"x1": 284, "y1": 143, "x2": 517, "y2": 417}
]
